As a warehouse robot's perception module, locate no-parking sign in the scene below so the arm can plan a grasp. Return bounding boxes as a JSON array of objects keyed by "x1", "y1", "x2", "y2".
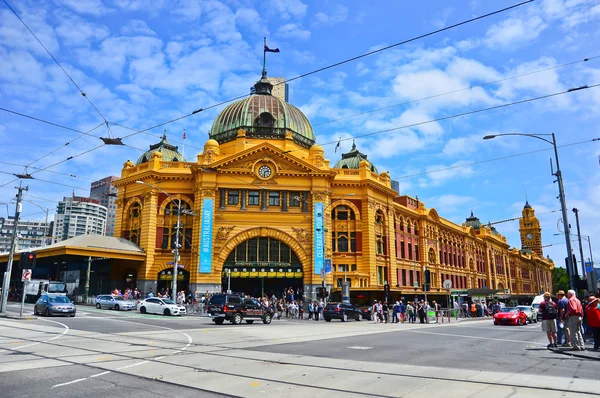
[{"x1": 21, "y1": 269, "x2": 32, "y2": 282}]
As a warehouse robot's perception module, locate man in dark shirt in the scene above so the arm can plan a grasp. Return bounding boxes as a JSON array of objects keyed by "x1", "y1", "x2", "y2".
[{"x1": 539, "y1": 292, "x2": 558, "y2": 349}]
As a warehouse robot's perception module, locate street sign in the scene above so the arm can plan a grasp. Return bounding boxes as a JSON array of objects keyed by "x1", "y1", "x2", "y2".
[
  {"x1": 585, "y1": 262, "x2": 593, "y2": 273},
  {"x1": 443, "y1": 279, "x2": 452, "y2": 289},
  {"x1": 166, "y1": 261, "x2": 174, "y2": 265},
  {"x1": 324, "y1": 259, "x2": 331, "y2": 274},
  {"x1": 505, "y1": 288, "x2": 510, "y2": 294},
  {"x1": 413, "y1": 282, "x2": 418, "y2": 288},
  {"x1": 21, "y1": 269, "x2": 32, "y2": 282}
]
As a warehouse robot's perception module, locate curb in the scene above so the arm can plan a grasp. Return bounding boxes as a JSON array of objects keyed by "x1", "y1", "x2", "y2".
[
  {"x1": 0, "y1": 313, "x2": 37, "y2": 320},
  {"x1": 550, "y1": 347, "x2": 600, "y2": 361}
]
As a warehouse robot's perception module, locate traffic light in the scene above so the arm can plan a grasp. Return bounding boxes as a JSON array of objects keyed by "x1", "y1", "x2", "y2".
[
  {"x1": 26, "y1": 252, "x2": 36, "y2": 269},
  {"x1": 424, "y1": 270, "x2": 431, "y2": 292},
  {"x1": 384, "y1": 283, "x2": 390, "y2": 294},
  {"x1": 316, "y1": 287, "x2": 327, "y2": 298}
]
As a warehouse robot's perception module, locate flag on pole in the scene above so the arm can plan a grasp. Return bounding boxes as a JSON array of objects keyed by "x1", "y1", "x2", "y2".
[
  {"x1": 264, "y1": 43, "x2": 280, "y2": 53},
  {"x1": 334, "y1": 138, "x2": 341, "y2": 152}
]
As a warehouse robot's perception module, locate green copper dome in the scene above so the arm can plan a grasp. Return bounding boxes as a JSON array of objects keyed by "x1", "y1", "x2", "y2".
[
  {"x1": 136, "y1": 132, "x2": 186, "y2": 165},
  {"x1": 209, "y1": 76, "x2": 315, "y2": 148},
  {"x1": 465, "y1": 211, "x2": 482, "y2": 230},
  {"x1": 333, "y1": 141, "x2": 378, "y2": 173}
]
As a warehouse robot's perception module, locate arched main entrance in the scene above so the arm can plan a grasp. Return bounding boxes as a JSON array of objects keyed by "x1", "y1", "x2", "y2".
[{"x1": 222, "y1": 237, "x2": 304, "y2": 298}]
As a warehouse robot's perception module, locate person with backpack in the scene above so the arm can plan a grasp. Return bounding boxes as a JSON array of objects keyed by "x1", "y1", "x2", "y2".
[{"x1": 539, "y1": 292, "x2": 558, "y2": 349}]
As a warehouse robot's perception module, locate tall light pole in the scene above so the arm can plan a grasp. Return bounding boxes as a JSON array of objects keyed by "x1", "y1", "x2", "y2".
[
  {"x1": 483, "y1": 133, "x2": 576, "y2": 290},
  {"x1": 571, "y1": 208, "x2": 586, "y2": 278},
  {"x1": 136, "y1": 181, "x2": 181, "y2": 302}
]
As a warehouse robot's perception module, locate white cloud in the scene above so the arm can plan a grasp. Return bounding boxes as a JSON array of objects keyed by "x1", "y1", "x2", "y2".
[
  {"x1": 484, "y1": 16, "x2": 547, "y2": 48},
  {"x1": 423, "y1": 194, "x2": 476, "y2": 212},
  {"x1": 291, "y1": 50, "x2": 315, "y2": 64},
  {"x1": 442, "y1": 134, "x2": 483, "y2": 157},
  {"x1": 277, "y1": 23, "x2": 311, "y2": 40},
  {"x1": 54, "y1": 11, "x2": 110, "y2": 46},
  {"x1": 121, "y1": 20, "x2": 157, "y2": 36},
  {"x1": 422, "y1": 161, "x2": 475, "y2": 187},
  {"x1": 170, "y1": 0, "x2": 204, "y2": 20},
  {"x1": 55, "y1": 0, "x2": 113, "y2": 16},
  {"x1": 272, "y1": 0, "x2": 307, "y2": 20},
  {"x1": 314, "y1": 4, "x2": 348, "y2": 25}
]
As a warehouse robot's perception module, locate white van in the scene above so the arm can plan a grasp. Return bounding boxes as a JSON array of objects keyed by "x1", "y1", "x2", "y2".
[{"x1": 531, "y1": 294, "x2": 545, "y2": 321}]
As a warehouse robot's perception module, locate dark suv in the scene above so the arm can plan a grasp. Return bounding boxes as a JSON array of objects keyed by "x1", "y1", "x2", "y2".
[
  {"x1": 323, "y1": 302, "x2": 362, "y2": 322},
  {"x1": 208, "y1": 294, "x2": 273, "y2": 325}
]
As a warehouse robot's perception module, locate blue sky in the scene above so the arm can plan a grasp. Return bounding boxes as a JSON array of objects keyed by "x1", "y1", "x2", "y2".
[{"x1": 1, "y1": 0, "x2": 600, "y2": 268}]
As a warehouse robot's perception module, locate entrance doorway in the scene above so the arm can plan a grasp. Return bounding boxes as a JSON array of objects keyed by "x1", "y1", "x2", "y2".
[
  {"x1": 157, "y1": 269, "x2": 189, "y2": 296},
  {"x1": 222, "y1": 237, "x2": 304, "y2": 299}
]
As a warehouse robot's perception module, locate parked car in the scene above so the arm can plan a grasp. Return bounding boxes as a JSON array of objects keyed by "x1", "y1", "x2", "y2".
[
  {"x1": 516, "y1": 305, "x2": 537, "y2": 323},
  {"x1": 323, "y1": 302, "x2": 362, "y2": 322},
  {"x1": 208, "y1": 293, "x2": 273, "y2": 325},
  {"x1": 95, "y1": 295, "x2": 136, "y2": 311},
  {"x1": 34, "y1": 294, "x2": 76, "y2": 317},
  {"x1": 137, "y1": 297, "x2": 186, "y2": 316},
  {"x1": 493, "y1": 307, "x2": 527, "y2": 326}
]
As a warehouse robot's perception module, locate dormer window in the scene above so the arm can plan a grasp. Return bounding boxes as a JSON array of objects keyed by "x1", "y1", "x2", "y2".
[{"x1": 256, "y1": 112, "x2": 275, "y2": 127}]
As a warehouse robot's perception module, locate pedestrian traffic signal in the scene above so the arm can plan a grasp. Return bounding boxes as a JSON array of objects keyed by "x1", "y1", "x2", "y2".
[
  {"x1": 424, "y1": 269, "x2": 431, "y2": 285},
  {"x1": 316, "y1": 287, "x2": 328, "y2": 298}
]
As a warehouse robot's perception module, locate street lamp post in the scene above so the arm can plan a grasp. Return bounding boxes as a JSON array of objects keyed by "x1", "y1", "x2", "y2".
[
  {"x1": 22, "y1": 200, "x2": 50, "y2": 247},
  {"x1": 572, "y1": 208, "x2": 586, "y2": 278},
  {"x1": 483, "y1": 133, "x2": 576, "y2": 291},
  {"x1": 136, "y1": 181, "x2": 181, "y2": 302}
]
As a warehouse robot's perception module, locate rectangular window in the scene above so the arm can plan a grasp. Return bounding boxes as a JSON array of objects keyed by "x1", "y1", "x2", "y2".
[
  {"x1": 401, "y1": 242, "x2": 405, "y2": 259},
  {"x1": 227, "y1": 190, "x2": 239, "y2": 205},
  {"x1": 247, "y1": 239, "x2": 257, "y2": 261},
  {"x1": 408, "y1": 243, "x2": 412, "y2": 260},
  {"x1": 401, "y1": 269, "x2": 407, "y2": 286},
  {"x1": 409, "y1": 270, "x2": 414, "y2": 287},
  {"x1": 331, "y1": 232, "x2": 336, "y2": 252},
  {"x1": 350, "y1": 232, "x2": 356, "y2": 252},
  {"x1": 268, "y1": 192, "x2": 280, "y2": 206},
  {"x1": 351, "y1": 264, "x2": 357, "y2": 271},
  {"x1": 377, "y1": 266, "x2": 384, "y2": 285},
  {"x1": 236, "y1": 240, "x2": 247, "y2": 261},
  {"x1": 337, "y1": 209, "x2": 348, "y2": 220},
  {"x1": 280, "y1": 244, "x2": 290, "y2": 263},
  {"x1": 376, "y1": 236, "x2": 384, "y2": 255},
  {"x1": 248, "y1": 191, "x2": 260, "y2": 206},
  {"x1": 289, "y1": 192, "x2": 301, "y2": 207},
  {"x1": 162, "y1": 228, "x2": 169, "y2": 249},
  {"x1": 269, "y1": 239, "x2": 279, "y2": 261},
  {"x1": 415, "y1": 245, "x2": 419, "y2": 261},
  {"x1": 259, "y1": 238, "x2": 269, "y2": 261}
]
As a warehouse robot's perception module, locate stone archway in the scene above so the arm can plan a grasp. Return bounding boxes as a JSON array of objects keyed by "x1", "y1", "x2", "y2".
[{"x1": 216, "y1": 227, "x2": 310, "y2": 275}]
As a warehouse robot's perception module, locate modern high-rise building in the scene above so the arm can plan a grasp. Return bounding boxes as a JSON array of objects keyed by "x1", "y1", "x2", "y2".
[
  {"x1": 90, "y1": 176, "x2": 119, "y2": 237},
  {"x1": 52, "y1": 196, "x2": 108, "y2": 243},
  {"x1": 0, "y1": 217, "x2": 53, "y2": 253},
  {"x1": 267, "y1": 77, "x2": 288, "y2": 102}
]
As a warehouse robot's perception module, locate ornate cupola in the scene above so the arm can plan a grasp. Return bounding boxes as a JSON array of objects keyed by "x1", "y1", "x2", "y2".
[
  {"x1": 136, "y1": 132, "x2": 185, "y2": 165},
  {"x1": 333, "y1": 140, "x2": 379, "y2": 173},
  {"x1": 465, "y1": 211, "x2": 482, "y2": 230}
]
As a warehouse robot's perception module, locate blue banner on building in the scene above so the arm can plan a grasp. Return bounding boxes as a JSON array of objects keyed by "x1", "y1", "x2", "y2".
[
  {"x1": 199, "y1": 198, "x2": 214, "y2": 273},
  {"x1": 314, "y1": 202, "x2": 324, "y2": 275}
]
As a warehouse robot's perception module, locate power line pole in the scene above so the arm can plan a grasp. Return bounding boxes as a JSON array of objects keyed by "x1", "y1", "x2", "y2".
[{"x1": 0, "y1": 183, "x2": 28, "y2": 313}]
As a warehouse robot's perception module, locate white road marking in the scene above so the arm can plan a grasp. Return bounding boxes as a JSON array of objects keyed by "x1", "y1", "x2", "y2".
[
  {"x1": 403, "y1": 329, "x2": 546, "y2": 345},
  {"x1": 47, "y1": 317, "x2": 193, "y2": 388},
  {"x1": 13, "y1": 318, "x2": 70, "y2": 350},
  {"x1": 89, "y1": 371, "x2": 110, "y2": 378},
  {"x1": 347, "y1": 346, "x2": 373, "y2": 350},
  {"x1": 52, "y1": 378, "x2": 87, "y2": 388}
]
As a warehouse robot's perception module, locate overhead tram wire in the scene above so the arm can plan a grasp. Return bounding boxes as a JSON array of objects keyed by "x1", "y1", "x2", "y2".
[
  {"x1": 0, "y1": 161, "x2": 96, "y2": 182},
  {"x1": 395, "y1": 138, "x2": 597, "y2": 180},
  {"x1": 117, "y1": 1, "x2": 534, "y2": 142},
  {"x1": 0, "y1": 170, "x2": 87, "y2": 191},
  {"x1": 313, "y1": 55, "x2": 600, "y2": 127},
  {"x1": 2, "y1": 0, "x2": 108, "y2": 124},
  {"x1": 315, "y1": 84, "x2": 600, "y2": 149}
]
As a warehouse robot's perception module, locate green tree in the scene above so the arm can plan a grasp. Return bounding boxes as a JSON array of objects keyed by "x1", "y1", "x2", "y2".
[{"x1": 552, "y1": 267, "x2": 569, "y2": 293}]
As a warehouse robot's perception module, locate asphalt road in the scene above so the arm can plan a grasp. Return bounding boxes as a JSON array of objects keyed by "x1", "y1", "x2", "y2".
[{"x1": 1, "y1": 303, "x2": 598, "y2": 397}]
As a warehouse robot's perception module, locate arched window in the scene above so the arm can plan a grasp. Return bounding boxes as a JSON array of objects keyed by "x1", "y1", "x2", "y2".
[
  {"x1": 374, "y1": 210, "x2": 387, "y2": 255},
  {"x1": 331, "y1": 204, "x2": 358, "y2": 253},
  {"x1": 124, "y1": 201, "x2": 142, "y2": 245}
]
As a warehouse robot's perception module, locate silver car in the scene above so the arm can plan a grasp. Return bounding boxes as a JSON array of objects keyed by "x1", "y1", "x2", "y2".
[
  {"x1": 34, "y1": 294, "x2": 76, "y2": 317},
  {"x1": 95, "y1": 295, "x2": 136, "y2": 311},
  {"x1": 516, "y1": 305, "x2": 538, "y2": 323}
]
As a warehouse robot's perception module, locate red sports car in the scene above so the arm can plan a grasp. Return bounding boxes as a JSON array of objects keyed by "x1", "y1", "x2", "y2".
[{"x1": 493, "y1": 307, "x2": 527, "y2": 326}]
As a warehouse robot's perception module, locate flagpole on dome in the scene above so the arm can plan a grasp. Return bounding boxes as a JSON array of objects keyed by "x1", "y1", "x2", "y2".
[
  {"x1": 182, "y1": 128, "x2": 186, "y2": 160},
  {"x1": 263, "y1": 37, "x2": 267, "y2": 78}
]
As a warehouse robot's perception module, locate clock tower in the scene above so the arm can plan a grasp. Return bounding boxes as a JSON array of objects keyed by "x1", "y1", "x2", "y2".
[{"x1": 519, "y1": 201, "x2": 543, "y2": 256}]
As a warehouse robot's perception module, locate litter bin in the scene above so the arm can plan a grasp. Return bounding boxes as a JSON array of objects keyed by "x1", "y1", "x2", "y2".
[{"x1": 427, "y1": 310, "x2": 437, "y2": 323}]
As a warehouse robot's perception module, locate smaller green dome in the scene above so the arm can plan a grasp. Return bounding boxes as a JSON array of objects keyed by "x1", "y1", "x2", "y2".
[
  {"x1": 333, "y1": 141, "x2": 378, "y2": 173},
  {"x1": 465, "y1": 211, "x2": 482, "y2": 230},
  {"x1": 136, "y1": 132, "x2": 186, "y2": 165}
]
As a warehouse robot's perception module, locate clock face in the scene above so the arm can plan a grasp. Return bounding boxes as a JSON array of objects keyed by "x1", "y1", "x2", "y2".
[
  {"x1": 258, "y1": 165, "x2": 272, "y2": 179},
  {"x1": 526, "y1": 233, "x2": 533, "y2": 240}
]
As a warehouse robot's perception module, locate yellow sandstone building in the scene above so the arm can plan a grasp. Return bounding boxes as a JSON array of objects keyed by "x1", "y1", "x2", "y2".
[{"x1": 113, "y1": 73, "x2": 553, "y2": 303}]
